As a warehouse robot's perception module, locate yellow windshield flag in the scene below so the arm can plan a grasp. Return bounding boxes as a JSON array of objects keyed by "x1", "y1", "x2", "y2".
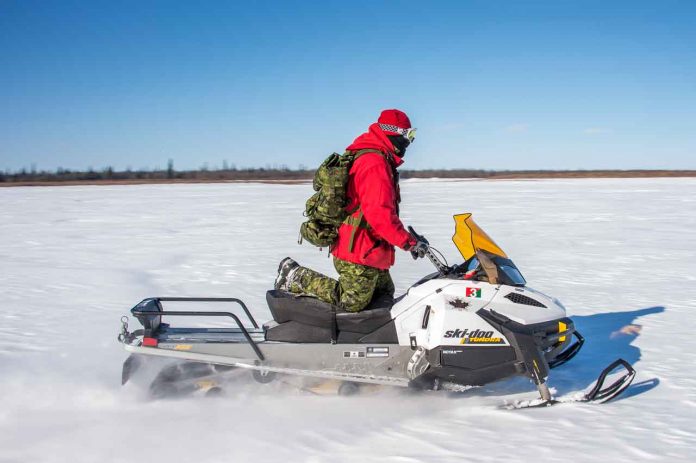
[{"x1": 452, "y1": 213, "x2": 508, "y2": 260}]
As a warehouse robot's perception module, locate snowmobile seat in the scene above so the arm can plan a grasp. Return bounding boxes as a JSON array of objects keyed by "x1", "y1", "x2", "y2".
[{"x1": 266, "y1": 290, "x2": 393, "y2": 334}]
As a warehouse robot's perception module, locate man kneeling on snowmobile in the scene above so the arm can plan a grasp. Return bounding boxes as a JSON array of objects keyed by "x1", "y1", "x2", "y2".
[{"x1": 275, "y1": 109, "x2": 427, "y2": 312}]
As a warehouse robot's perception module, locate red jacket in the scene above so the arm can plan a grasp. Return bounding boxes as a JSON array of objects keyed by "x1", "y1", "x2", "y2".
[{"x1": 331, "y1": 123, "x2": 416, "y2": 270}]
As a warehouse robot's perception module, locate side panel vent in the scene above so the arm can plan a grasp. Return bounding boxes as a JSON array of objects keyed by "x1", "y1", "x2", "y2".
[{"x1": 504, "y1": 292, "x2": 547, "y2": 308}]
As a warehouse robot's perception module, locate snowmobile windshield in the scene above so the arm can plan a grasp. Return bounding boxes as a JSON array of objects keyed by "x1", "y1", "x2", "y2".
[
  {"x1": 452, "y1": 213, "x2": 508, "y2": 260},
  {"x1": 452, "y1": 214, "x2": 526, "y2": 286}
]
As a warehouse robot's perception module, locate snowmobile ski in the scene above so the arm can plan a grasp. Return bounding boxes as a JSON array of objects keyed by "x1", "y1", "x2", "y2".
[{"x1": 504, "y1": 358, "x2": 636, "y2": 409}]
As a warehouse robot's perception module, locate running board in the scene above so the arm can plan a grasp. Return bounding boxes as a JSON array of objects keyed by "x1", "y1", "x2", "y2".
[{"x1": 123, "y1": 344, "x2": 410, "y2": 387}]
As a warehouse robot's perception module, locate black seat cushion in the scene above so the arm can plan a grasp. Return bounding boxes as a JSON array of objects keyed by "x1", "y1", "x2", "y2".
[{"x1": 266, "y1": 290, "x2": 393, "y2": 334}]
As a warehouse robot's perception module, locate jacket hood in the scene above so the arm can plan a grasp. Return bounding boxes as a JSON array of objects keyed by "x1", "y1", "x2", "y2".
[{"x1": 346, "y1": 123, "x2": 404, "y2": 167}]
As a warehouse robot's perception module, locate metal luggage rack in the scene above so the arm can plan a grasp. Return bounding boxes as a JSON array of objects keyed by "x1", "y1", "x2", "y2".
[{"x1": 129, "y1": 297, "x2": 265, "y2": 361}]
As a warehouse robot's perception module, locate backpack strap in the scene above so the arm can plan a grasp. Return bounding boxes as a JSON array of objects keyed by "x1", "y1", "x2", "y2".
[
  {"x1": 353, "y1": 148, "x2": 383, "y2": 158},
  {"x1": 345, "y1": 210, "x2": 369, "y2": 252}
]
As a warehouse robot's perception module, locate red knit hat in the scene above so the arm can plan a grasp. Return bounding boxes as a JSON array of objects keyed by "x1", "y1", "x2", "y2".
[{"x1": 377, "y1": 109, "x2": 411, "y2": 134}]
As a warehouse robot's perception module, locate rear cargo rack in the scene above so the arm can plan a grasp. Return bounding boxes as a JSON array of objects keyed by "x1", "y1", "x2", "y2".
[
  {"x1": 155, "y1": 297, "x2": 259, "y2": 328},
  {"x1": 130, "y1": 297, "x2": 264, "y2": 361}
]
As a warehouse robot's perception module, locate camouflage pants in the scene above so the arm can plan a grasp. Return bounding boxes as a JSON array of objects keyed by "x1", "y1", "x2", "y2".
[{"x1": 289, "y1": 258, "x2": 395, "y2": 312}]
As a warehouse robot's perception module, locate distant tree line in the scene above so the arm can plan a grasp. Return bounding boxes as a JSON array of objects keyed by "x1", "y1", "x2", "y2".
[
  {"x1": 0, "y1": 161, "x2": 314, "y2": 184},
  {"x1": 1, "y1": 161, "x2": 695, "y2": 185}
]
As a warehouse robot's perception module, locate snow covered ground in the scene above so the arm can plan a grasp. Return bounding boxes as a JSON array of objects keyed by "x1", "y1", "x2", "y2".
[{"x1": 1, "y1": 178, "x2": 694, "y2": 462}]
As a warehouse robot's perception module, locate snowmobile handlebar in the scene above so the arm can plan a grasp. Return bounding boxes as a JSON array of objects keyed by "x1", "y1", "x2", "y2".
[{"x1": 408, "y1": 226, "x2": 450, "y2": 274}]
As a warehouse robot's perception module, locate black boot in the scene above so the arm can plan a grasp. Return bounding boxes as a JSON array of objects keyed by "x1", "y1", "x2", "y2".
[{"x1": 274, "y1": 257, "x2": 300, "y2": 291}]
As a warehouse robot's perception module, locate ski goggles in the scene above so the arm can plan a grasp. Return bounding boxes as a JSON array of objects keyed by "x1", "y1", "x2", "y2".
[{"x1": 379, "y1": 124, "x2": 417, "y2": 143}]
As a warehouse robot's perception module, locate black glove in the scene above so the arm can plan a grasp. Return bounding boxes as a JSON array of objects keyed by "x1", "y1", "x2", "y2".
[{"x1": 410, "y1": 240, "x2": 429, "y2": 260}]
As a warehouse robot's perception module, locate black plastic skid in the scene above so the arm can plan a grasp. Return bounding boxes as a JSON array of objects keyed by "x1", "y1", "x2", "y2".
[{"x1": 549, "y1": 331, "x2": 585, "y2": 369}]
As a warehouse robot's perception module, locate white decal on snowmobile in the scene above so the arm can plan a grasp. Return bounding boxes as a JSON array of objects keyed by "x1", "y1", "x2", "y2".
[
  {"x1": 444, "y1": 328, "x2": 505, "y2": 345},
  {"x1": 366, "y1": 347, "x2": 389, "y2": 358}
]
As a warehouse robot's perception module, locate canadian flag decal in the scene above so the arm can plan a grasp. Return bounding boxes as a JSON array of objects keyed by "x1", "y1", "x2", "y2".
[{"x1": 466, "y1": 287, "x2": 482, "y2": 298}]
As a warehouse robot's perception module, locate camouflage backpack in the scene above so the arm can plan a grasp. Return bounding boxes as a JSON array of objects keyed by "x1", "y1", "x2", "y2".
[{"x1": 299, "y1": 149, "x2": 379, "y2": 248}]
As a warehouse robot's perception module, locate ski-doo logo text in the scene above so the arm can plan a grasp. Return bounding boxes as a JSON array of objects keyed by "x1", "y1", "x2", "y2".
[
  {"x1": 466, "y1": 288, "x2": 482, "y2": 298},
  {"x1": 444, "y1": 328, "x2": 504, "y2": 345}
]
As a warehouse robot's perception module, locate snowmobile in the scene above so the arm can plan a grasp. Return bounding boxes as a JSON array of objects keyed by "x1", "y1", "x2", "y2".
[{"x1": 118, "y1": 213, "x2": 635, "y2": 407}]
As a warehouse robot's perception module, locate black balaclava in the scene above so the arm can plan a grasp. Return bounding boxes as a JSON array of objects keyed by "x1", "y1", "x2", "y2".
[{"x1": 387, "y1": 135, "x2": 410, "y2": 158}]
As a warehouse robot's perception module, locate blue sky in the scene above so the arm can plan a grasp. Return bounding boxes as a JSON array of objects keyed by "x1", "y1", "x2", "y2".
[{"x1": 1, "y1": 0, "x2": 695, "y2": 171}]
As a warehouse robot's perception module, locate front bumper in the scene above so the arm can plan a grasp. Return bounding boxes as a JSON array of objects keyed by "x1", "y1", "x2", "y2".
[{"x1": 478, "y1": 309, "x2": 584, "y2": 383}]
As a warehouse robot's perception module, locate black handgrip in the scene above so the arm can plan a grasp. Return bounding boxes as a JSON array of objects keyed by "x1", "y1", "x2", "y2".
[{"x1": 407, "y1": 226, "x2": 429, "y2": 245}]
